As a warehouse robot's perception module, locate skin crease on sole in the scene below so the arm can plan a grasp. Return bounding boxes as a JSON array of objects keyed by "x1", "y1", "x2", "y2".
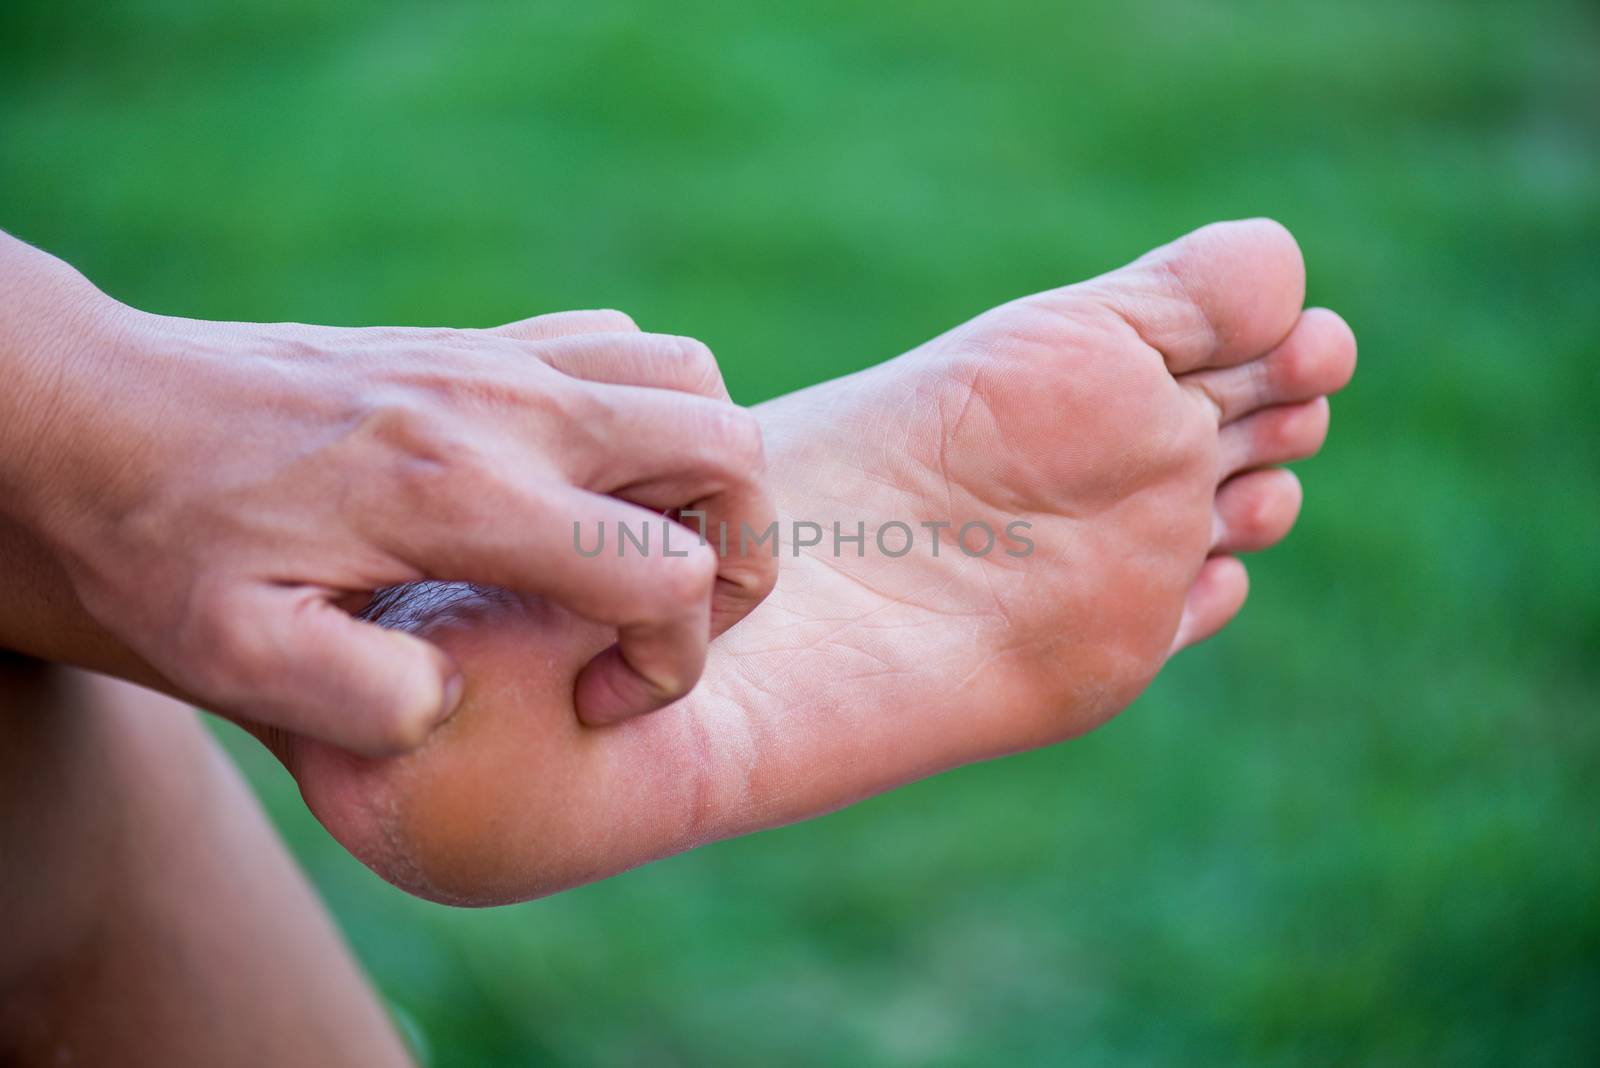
[{"x1": 281, "y1": 219, "x2": 1357, "y2": 906}]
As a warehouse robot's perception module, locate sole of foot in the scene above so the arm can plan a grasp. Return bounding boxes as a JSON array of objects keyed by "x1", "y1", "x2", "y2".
[{"x1": 287, "y1": 219, "x2": 1356, "y2": 905}]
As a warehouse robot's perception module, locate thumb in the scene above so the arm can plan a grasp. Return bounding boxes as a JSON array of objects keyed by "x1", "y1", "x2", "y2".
[{"x1": 196, "y1": 588, "x2": 463, "y2": 757}]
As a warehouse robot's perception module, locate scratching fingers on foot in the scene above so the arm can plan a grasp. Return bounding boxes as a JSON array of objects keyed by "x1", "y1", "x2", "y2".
[
  {"x1": 490, "y1": 310, "x2": 732, "y2": 398},
  {"x1": 1183, "y1": 307, "x2": 1357, "y2": 424},
  {"x1": 1212, "y1": 468, "x2": 1303, "y2": 554},
  {"x1": 523, "y1": 332, "x2": 733, "y2": 400},
  {"x1": 191, "y1": 589, "x2": 464, "y2": 757},
  {"x1": 1218, "y1": 396, "x2": 1330, "y2": 478},
  {"x1": 1170, "y1": 555, "x2": 1250, "y2": 654}
]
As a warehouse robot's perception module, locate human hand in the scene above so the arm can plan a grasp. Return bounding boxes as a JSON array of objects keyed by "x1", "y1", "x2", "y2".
[{"x1": 0, "y1": 235, "x2": 775, "y2": 753}]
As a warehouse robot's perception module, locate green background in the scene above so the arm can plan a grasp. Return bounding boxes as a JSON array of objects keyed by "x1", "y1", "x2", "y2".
[{"x1": 4, "y1": 1, "x2": 1597, "y2": 1063}]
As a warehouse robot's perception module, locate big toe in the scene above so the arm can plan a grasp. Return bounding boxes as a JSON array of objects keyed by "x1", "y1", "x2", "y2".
[{"x1": 1080, "y1": 218, "x2": 1306, "y2": 374}]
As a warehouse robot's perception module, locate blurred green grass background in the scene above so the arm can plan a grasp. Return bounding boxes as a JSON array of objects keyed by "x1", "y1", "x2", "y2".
[{"x1": 4, "y1": 0, "x2": 1598, "y2": 1063}]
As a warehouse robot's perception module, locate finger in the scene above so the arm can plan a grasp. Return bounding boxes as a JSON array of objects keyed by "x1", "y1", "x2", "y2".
[
  {"x1": 188, "y1": 587, "x2": 463, "y2": 757},
  {"x1": 489, "y1": 309, "x2": 639, "y2": 341},
  {"x1": 626, "y1": 480, "x2": 778, "y2": 635},
  {"x1": 371, "y1": 479, "x2": 720, "y2": 724},
  {"x1": 1169, "y1": 555, "x2": 1250, "y2": 655},
  {"x1": 490, "y1": 310, "x2": 730, "y2": 398},
  {"x1": 574, "y1": 607, "x2": 710, "y2": 727},
  {"x1": 1211, "y1": 467, "x2": 1303, "y2": 554},
  {"x1": 529, "y1": 331, "x2": 731, "y2": 401},
  {"x1": 566, "y1": 382, "x2": 777, "y2": 632}
]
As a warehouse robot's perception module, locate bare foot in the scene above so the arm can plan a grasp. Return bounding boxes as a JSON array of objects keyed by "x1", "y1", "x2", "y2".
[{"x1": 287, "y1": 220, "x2": 1356, "y2": 905}]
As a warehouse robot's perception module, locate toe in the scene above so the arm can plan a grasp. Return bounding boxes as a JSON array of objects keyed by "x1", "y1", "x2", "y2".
[
  {"x1": 1183, "y1": 307, "x2": 1357, "y2": 424},
  {"x1": 1078, "y1": 218, "x2": 1306, "y2": 374},
  {"x1": 1218, "y1": 396, "x2": 1330, "y2": 478},
  {"x1": 1169, "y1": 556, "x2": 1249, "y2": 654},
  {"x1": 1212, "y1": 468, "x2": 1303, "y2": 553}
]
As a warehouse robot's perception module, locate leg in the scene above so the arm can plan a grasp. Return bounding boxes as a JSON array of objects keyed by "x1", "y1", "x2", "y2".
[
  {"x1": 286, "y1": 219, "x2": 1357, "y2": 904},
  {"x1": 0, "y1": 657, "x2": 411, "y2": 1067}
]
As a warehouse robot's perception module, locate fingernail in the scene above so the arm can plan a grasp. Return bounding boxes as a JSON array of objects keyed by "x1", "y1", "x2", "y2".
[{"x1": 439, "y1": 672, "x2": 466, "y2": 721}]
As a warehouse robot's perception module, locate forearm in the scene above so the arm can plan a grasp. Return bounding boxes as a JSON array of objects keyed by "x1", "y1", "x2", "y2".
[
  {"x1": 0, "y1": 234, "x2": 153, "y2": 676},
  {"x1": 0, "y1": 233, "x2": 127, "y2": 518}
]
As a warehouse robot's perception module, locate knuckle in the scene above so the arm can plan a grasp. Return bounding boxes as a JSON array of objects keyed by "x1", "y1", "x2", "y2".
[
  {"x1": 417, "y1": 326, "x2": 480, "y2": 352},
  {"x1": 353, "y1": 400, "x2": 452, "y2": 455},
  {"x1": 590, "y1": 308, "x2": 640, "y2": 333},
  {"x1": 541, "y1": 381, "x2": 621, "y2": 482},
  {"x1": 702, "y1": 405, "x2": 765, "y2": 470},
  {"x1": 551, "y1": 378, "x2": 610, "y2": 428},
  {"x1": 384, "y1": 338, "x2": 564, "y2": 415},
  {"x1": 391, "y1": 438, "x2": 484, "y2": 509},
  {"x1": 382, "y1": 328, "x2": 486, "y2": 369},
  {"x1": 349, "y1": 401, "x2": 497, "y2": 509},
  {"x1": 464, "y1": 370, "x2": 562, "y2": 416},
  {"x1": 657, "y1": 544, "x2": 718, "y2": 607},
  {"x1": 176, "y1": 597, "x2": 267, "y2": 704},
  {"x1": 662, "y1": 334, "x2": 724, "y2": 395},
  {"x1": 390, "y1": 454, "x2": 458, "y2": 516},
  {"x1": 500, "y1": 371, "x2": 582, "y2": 430}
]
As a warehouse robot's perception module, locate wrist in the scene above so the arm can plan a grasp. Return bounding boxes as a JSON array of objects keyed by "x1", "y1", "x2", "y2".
[{"x1": 0, "y1": 236, "x2": 150, "y2": 539}]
